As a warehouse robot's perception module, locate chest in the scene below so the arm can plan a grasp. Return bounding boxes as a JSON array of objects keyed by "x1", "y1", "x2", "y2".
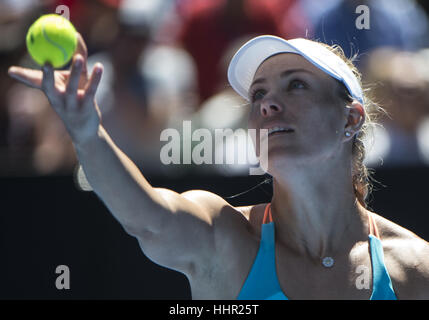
[
  {"x1": 200, "y1": 236, "x2": 376, "y2": 299},
  {"x1": 273, "y1": 241, "x2": 374, "y2": 299}
]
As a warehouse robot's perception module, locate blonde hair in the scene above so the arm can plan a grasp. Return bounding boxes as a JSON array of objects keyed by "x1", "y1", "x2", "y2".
[{"x1": 320, "y1": 42, "x2": 388, "y2": 209}]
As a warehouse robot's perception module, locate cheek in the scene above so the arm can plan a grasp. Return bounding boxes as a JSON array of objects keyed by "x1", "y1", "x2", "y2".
[
  {"x1": 317, "y1": 117, "x2": 344, "y2": 151},
  {"x1": 296, "y1": 103, "x2": 341, "y2": 141}
]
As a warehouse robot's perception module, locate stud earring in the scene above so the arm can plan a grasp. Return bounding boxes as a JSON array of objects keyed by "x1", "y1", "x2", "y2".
[{"x1": 345, "y1": 131, "x2": 352, "y2": 137}]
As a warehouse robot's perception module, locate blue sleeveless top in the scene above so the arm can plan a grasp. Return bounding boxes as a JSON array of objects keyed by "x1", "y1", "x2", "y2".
[{"x1": 237, "y1": 204, "x2": 397, "y2": 300}]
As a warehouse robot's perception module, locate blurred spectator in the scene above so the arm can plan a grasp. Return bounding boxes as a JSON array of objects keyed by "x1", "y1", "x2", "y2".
[
  {"x1": 6, "y1": 83, "x2": 77, "y2": 175},
  {"x1": 4, "y1": 0, "x2": 429, "y2": 177},
  {"x1": 1, "y1": 0, "x2": 120, "y2": 176},
  {"x1": 0, "y1": 0, "x2": 73, "y2": 176},
  {"x1": 363, "y1": 48, "x2": 429, "y2": 167},
  {"x1": 85, "y1": 0, "x2": 198, "y2": 173},
  {"x1": 175, "y1": 0, "x2": 284, "y2": 105},
  {"x1": 310, "y1": 0, "x2": 429, "y2": 64},
  {"x1": 188, "y1": 38, "x2": 255, "y2": 176},
  {"x1": 2, "y1": 0, "x2": 197, "y2": 176}
]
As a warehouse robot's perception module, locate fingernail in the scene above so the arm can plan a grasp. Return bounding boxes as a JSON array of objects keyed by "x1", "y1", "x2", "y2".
[{"x1": 95, "y1": 64, "x2": 103, "y2": 73}]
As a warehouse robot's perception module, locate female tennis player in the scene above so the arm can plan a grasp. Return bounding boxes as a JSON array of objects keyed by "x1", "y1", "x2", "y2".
[{"x1": 8, "y1": 34, "x2": 429, "y2": 299}]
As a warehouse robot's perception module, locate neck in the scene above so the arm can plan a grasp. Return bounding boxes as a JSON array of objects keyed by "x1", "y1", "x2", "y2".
[{"x1": 269, "y1": 159, "x2": 368, "y2": 263}]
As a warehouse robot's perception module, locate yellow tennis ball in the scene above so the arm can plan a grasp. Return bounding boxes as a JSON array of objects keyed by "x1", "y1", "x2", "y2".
[{"x1": 26, "y1": 14, "x2": 77, "y2": 68}]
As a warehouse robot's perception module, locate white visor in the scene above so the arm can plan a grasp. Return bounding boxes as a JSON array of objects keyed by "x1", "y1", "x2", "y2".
[{"x1": 227, "y1": 35, "x2": 363, "y2": 104}]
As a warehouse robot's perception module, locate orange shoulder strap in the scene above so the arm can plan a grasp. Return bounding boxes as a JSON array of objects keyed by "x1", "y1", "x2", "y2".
[
  {"x1": 263, "y1": 204, "x2": 380, "y2": 239},
  {"x1": 367, "y1": 211, "x2": 381, "y2": 239},
  {"x1": 262, "y1": 203, "x2": 273, "y2": 224}
]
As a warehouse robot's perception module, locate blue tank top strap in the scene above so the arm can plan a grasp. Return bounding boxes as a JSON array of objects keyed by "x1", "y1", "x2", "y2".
[
  {"x1": 366, "y1": 210, "x2": 398, "y2": 300},
  {"x1": 368, "y1": 235, "x2": 397, "y2": 299},
  {"x1": 237, "y1": 204, "x2": 287, "y2": 300}
]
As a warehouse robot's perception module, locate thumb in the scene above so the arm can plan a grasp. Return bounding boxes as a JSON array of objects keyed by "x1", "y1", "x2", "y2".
[{"x1": 8, "y1": 66, "x2": 43, "y2": 89}]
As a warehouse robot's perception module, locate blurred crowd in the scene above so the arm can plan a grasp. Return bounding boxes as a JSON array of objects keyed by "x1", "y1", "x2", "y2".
[{"x1": 1, "y1": 0, "x2": 429, "y2": 178}]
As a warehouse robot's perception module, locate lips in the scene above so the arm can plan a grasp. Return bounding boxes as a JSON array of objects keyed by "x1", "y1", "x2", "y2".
[{"x1": 267, "y1": 126, "x2": 294, "y2": 136}]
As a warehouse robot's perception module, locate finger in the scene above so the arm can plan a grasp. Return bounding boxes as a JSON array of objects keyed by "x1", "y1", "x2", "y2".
[
  {"x1": 8, "y1": 66, "x2": 43, "y2": 89},
  {"x1": 75, "y1": 33, "x2": 88, "y2": 74},
  {"x1": 83, "y1": 63, "x2": 103, "y2": 102},
  {"x1": 41, "y1": 64, "x2": 59, "y2": 102},
  {"x1": 66, "y1": 54, "x2": 84, "y2": 98},
  {"x1": 75, "y1": 33, "x2": 88, "y2": 61}
]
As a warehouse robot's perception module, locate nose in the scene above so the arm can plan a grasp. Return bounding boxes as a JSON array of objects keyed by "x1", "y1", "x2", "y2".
[{"x1": 260, "y1": 97, "x2": 283, "y2": 117}]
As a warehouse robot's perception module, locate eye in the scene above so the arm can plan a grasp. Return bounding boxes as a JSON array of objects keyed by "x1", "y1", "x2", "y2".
[
  {"x1": 250, "y1": 89, "x2": 266, "y2": 102},
  {"x1": 288, "y1": 79, "x2": 307, "y2": 90}
]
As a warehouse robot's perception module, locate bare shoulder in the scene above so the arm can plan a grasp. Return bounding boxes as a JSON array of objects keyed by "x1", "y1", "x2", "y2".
[
  {"x1": 178, "y1": 190, "x2": 266, "y2": 298},
  {"x1": 179, "y1": 190, "x2": 263, "y2": 244},
  {"x1": 180, "y1": 189, "x2": 265, "y2": 228},
  {"x1": 372, "y1": 212, "x2": 429, "y2": 299},
  {"x1": 180, "y1": 189, "x2": 250, "y2": 225}
]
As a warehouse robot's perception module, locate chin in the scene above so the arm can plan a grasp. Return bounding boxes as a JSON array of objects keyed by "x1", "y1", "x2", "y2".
[{"x1": 260, "y1": 150, "x2": 297, "y2": 173}]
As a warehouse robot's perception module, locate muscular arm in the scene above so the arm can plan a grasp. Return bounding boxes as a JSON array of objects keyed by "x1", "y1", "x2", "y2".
[
  {"x1": 74, "y1": 124, "x2": 227, "y2": 274},
  {"x1": 402, "y1": 238, "x2": 429, "y2": 299},
  {"x1": 383, "y1": 229, "x2": 429, "y2": 299},
  {"x1": 75, "y1": 124, "x2": 174, "y2": 234},
  {"x1": 8, "y1": 34, "x2": 248, "y2": 277}
]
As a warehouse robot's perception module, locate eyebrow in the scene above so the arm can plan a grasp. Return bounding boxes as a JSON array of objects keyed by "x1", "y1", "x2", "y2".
[{"x1": 250, "y1": 68, "x2": 315, "y2": 88}]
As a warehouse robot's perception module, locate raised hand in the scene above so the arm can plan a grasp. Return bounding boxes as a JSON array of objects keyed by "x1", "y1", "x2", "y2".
[{"x1": 8, "y1": 33, "x2": 104, "y2": 146}]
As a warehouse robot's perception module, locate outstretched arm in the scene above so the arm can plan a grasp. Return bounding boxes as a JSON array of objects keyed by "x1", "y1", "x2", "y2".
[{"x1": 8, "y1": 34, "x2": 236, "y2": 275}]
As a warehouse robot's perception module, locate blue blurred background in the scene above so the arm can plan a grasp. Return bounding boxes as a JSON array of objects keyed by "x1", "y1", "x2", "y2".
[{"x1": 1, "y1": 0, "x2": 429, "y2": 299}]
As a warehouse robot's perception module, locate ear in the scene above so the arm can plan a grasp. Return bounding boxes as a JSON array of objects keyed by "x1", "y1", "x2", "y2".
[{"x1": 344, "y1": 100, "x2": 365, "y2": 140}]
